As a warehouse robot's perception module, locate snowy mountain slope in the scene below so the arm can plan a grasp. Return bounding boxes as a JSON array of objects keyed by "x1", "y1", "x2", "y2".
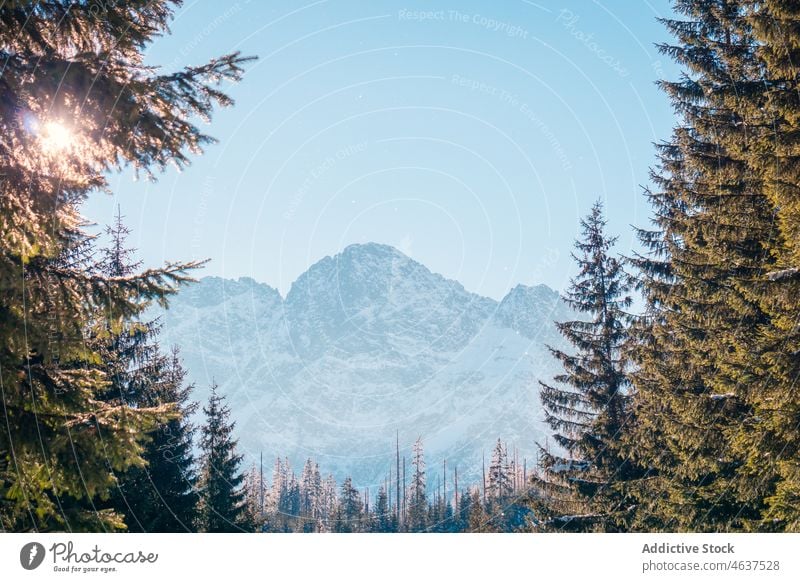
[{"x1": 156, "y1": 243, "x2": 572, "y2": 488}]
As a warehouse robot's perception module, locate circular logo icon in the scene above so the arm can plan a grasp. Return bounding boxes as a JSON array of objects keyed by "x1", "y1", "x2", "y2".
[{"x1": 20, "y1": 542, "x2": 46, "y2": 570}]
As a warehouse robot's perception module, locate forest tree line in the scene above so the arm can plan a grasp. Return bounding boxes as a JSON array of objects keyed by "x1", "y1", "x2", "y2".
[
  {"x1": 243, "y1": 437, "x2": 532, "y2": 533},
  {"x1": 2, "y1": 0, "x2": 800, "y2": 532}
]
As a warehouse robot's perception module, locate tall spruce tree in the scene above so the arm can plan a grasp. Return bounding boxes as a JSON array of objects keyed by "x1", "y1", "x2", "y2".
[
  {"x1": 299, "y1": 458, "x2": 321, "y2": 532},
  {"x1": 488, "y1": 439, "x2": 512, "y2": 500},
  {"x1": 408, "y1": 437, "x2": 428, "y2": 532},
  {"x1": 95, "y1": 210, "x2": 158, "y2": 403},
  {"x1": 284, "y1": 467, "x2": 301, "y2": 532},
  {"x1": 466, "y1": 488, "x2": 492, "y2": 532},
  {"x1": 626, "y1": 0, "x2": 781, "y2": 531},
  {"x1": 372, "y1": 484, "x2": 396, "y2": 532},
  {"x1": 746, "y1": 2, "x2": 800, "y2": 530},
  {"x1": 197, "y1": 383, "x2": 247, "y2": 532},
  {"x1": 92, "y1": 212, "x2": 199, "y2": 531},
  {"x1": 334, "y1": 477, "x2": 363, "y2": 533},
  {"x1": 320, "y1": 474, "x2": 338, "y2": 533},
  {"x1": 530, "y1": 201, "x2": 635, "y2": 532},
  {"x1": 242, "y1": 462, "x2": 266, "y2": 532},
  {"x1": 0, "y1": 1, "x2": 251, "y2": 531},
  {"x1": 114, "y1": 347, "x2": 199, "y2": 532}
]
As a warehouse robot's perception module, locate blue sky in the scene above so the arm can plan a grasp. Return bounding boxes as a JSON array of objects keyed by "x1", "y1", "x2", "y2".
[{"x1": 84, "y1": 0, "x2": 679, "y2": 300}]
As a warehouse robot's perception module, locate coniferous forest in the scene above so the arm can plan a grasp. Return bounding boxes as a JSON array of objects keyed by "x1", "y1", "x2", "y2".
[{"x1": 2, "y1": 1, "x2": 800, "y2": 533}]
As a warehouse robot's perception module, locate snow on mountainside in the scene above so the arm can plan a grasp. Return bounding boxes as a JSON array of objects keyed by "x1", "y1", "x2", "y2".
[{"x1": 156, "y1": 243, "x2": 572, "y2": 488}]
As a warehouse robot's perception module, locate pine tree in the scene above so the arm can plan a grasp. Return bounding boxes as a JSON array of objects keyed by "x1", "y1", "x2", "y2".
[
  {"x1": 269, "y1": 457, "x2": 285, "y2": 513},
  {"x1": 94, "y1": 209, "x2": 160, "y2": 406},
  {"x1": 441, "y1": 494, "x2": 456, "y2": 532},
  {"x1": 372, "y1": 484, "x2": 396, "y2": 532},
  {"x1": 334, "y1": 477, "x2": 363, "y2": 533},
  {"x1": 242, "y1": 463, "x2": 264, "y2": 532},
  {"x1": 197, "y1": 383, "x2": 247, "y2": 532},
  {"x1": 466, "y1": 488, "x2": 493, "y2": 532},
  {"x1": 93, "y1": 214, "x2": 199, "y2": 532},
  {"x1": 530, "y1": 201, "x2": 636, "y2": 532},
  {"x1": 408, "y1": 437, "x2": 428, "y2": 532},
  {"x1": 0, "y1": 1, "x2": 252, "y2": 531},
  {"x1": 427, "y1": 475, "x2": 453, "y2": 532},
  {"x1": 488, "y1": 439, "x2": 512, "y2": 500},
  {"x1": 284, "y1": 470, "x2": 301, "y2": 532},
  {"x1": 267, "y1": 457, "x2": 301, "y2": 531},
  {"x1": 627, "y1": 0, "x2": 781, "y2": 531},
  {"x1": 311, "y1": 463, "x2": 324, "y2": 530},
  {"x1": 114, "y1": 347, "x2": 199, "y2": 532},
  {"x1": 745, "y1": 2, "x2": 800, "y2": 530},
  {"x1": 263, "y1": 456, "x2": 287, "y2": 532},
  {"x1": 299, "y1": 458, "x2": 323, "y2": 532},
  {"x1": 320, "y1": 474, "x2": 338, "y2": 532},
  {"x1": 455, "y1": 487, "x2": 471, "y2": 532}
]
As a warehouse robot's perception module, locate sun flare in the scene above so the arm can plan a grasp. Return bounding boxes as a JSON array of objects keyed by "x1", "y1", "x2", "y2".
[{"x1": 40, "y1": 121, "x2": 73, "y2": 153}]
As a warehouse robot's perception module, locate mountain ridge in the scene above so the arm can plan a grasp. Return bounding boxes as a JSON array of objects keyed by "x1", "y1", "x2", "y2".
[
  {"x1": 185, "y1": 243, "x2": 555, "y2": 307},
  {"x1": 156, "y1": 242, "x2": 572, "y2": 487}
]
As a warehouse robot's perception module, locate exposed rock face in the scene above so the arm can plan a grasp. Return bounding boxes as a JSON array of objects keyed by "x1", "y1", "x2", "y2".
[{"x1": 157, "y1": 243, "x2": 572, "y2": 486}]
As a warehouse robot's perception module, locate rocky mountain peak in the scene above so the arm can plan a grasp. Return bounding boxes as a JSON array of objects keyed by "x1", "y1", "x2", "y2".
[{"x1": 157, "y1": 244, "x2": 570, "y2": 486}]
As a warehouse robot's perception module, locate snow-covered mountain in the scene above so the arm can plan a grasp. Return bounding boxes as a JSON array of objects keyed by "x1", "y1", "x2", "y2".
[{"x1": 156, "y1": 243, "x2": 572, "y2": 488}]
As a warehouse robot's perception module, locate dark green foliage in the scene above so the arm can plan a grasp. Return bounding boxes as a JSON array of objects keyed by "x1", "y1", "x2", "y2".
[
  {"x1": 197, "y1": 384, "x2": 247, "y2": 532},
  {"x1": 530, "y1": 202, "x2": 637, "y2": 532},
  {"x1": 90, "y1": 212, "x2": 198, "y2": 532},
  {"x1": 455, "y1": 489, "x2": 471, "y2": 531},
  {"x1": 112, "y1": 348, "x2": 199, "y2": 532},
  {"x1": 625, "y1": 0, "x2": 791, "y2": 532},
  {"x1": 334, "y1": 477, "x2": 363, "y2": 533},
  {"x1": 7, "y1": 0, "x2": 800, "y2": 536},
  {"x1": 746, "y1": 1, "x2": 800, "y2": 530},
  {"x1": 487, "y1": 439, "x2": 512, "y2": 500},
  {"x1": 0, "y1": 217, "x2": 191, "y2": 531},
  {"x1": 467, "y1": 489, "x2": 493, "y2": 532},
  {"x1": 371, "y1": 484, "x2": 396, "y2": 532},
  {"x1": 0, "y1": 0, "x2": 251, "y2": 531}
]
